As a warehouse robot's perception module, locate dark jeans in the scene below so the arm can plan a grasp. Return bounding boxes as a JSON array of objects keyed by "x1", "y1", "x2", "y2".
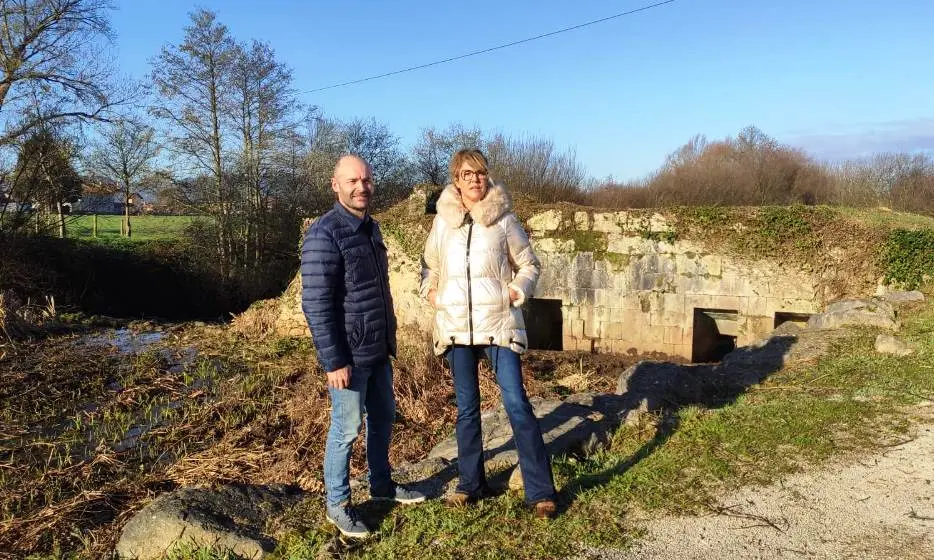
[
  {"x1": 323, "y1": 360, "x2": 395, "y2": 506},
  {"x1": 445, "y1": 345, "x2": 556, "y2": 504}
]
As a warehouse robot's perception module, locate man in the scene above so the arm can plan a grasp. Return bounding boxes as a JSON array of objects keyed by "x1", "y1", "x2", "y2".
[{"x1": 301, "y1": 154, "x2": 425, "y2": 538}]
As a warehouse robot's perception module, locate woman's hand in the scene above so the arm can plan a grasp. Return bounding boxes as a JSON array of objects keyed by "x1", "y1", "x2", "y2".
[
  {"x1": 508, "y1": 287, "x2": 519, "y2": 303},
  {"x1": 428, "y1": 289, "x2": 437, "y2": 307}
]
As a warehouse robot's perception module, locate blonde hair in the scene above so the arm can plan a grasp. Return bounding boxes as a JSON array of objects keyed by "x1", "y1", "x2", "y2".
[{"x1": 449, "y1": 149, "x2": 489, "y2": 184}]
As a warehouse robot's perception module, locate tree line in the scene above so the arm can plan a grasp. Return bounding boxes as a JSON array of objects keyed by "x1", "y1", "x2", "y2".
[{"x1": 591, "y1": 126, "x2": 934, "y2": 215}]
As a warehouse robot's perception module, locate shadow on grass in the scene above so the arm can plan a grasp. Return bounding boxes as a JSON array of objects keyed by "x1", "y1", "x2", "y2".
[
  {"x1": 557, "y1": 335, "x2": 798, "y2": 507},
  {"x1": 320, "y1": 335, "x2": 799, "y2": 545}
]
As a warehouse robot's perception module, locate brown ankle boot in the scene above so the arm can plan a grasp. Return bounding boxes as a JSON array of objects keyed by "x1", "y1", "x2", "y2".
[
  {"x1": 533, "y1": 499, "x2": 557, "y2": 520},
  {"x1": 444, "y1": 492, "x2": 477, "y2": 508}
]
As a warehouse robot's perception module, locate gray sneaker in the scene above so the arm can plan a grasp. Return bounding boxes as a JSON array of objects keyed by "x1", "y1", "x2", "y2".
[
  {"x1": 370, "y1": 483, "x2": 427, "y2": 504},
  {"x1": 325, "y1": 502, "x2": 370, "y2": 538}
]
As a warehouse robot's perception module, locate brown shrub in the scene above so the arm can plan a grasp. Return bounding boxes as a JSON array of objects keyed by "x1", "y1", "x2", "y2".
[{"x1": 587, "y1": 128, "x2": 934, "y2": 214}]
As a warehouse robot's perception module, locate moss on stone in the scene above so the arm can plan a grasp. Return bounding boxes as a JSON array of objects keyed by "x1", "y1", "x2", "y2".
[
  {"x1": 605, "y1": 252, "x2": 631, "y2": 270},
  {"x1": 566, "y1": 230, "x2": 608, "y2": 259}
]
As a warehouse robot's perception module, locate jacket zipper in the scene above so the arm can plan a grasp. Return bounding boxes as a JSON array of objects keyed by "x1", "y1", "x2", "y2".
[
  {"x1": 465, "y1": 215, "x2": 474, "y2": 345},
  {"x1": 369, "y1": 231, "x2": 391, "y2": 351}
]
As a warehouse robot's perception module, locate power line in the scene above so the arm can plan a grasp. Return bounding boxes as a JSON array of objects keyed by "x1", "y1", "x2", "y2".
[{"x1": 304, "y1": 0, "x2": 676, "y2": 94}]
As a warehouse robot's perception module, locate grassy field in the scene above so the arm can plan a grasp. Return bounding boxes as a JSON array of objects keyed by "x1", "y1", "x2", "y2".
[{"x1": 65, "y1": 214, "x2": 204, "y2": 241}]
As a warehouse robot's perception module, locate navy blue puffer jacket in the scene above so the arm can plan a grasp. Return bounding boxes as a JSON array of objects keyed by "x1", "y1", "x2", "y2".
[{"x1": 301, "y1": 202, "x2": 397, "y2": 372}]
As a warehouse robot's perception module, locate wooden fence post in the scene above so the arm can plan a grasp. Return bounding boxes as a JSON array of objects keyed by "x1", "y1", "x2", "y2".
[{"x1": 93, "y1": 214, "x2": 98, "y2": 238}]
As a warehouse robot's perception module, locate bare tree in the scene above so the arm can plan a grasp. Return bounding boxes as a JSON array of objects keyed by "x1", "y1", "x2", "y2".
[
  {"x1": 412, "y1": 123, "x2": 483, "y2": 185},
  {"x1": 302, "y1": 116, "x2": 411, "y2": 210},
  {"x1": 0, "y1": 0, "x2": 127, "y2": 236},
  {"x1": 485, "y1": 133, "x2": 586, "y2": 203},
  {"x1": 86, "y1": 119, "x2": 160, "y2": 237},
  {"x1": 0, "y1": 0, "x2": 121, "y2": 149},
  {"x1": 343, "y1": 118, "x2": 412, "y2": 208},
  {"x1": 228, "y1": 39, "x2": 301, "y2": 265},
  {"x1": 150, "y1": 8, "x2": 236, "y2": 272}
]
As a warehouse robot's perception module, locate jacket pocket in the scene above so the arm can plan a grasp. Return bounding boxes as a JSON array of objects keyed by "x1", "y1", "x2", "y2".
[
  {"x1": 348, "y1": 315, "x2": 365, "y2": 348},
  {"x1": 346, "y1": 245, "x2": 374, "y2": 285},
  {"x1": 501, "y1": 283, "x2": 512, "y2": 309}
]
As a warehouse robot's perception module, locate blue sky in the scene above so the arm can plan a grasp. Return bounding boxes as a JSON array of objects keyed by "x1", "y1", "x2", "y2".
[{"x1": 111, "y1": 0, "x2": 934, "y2": 182}]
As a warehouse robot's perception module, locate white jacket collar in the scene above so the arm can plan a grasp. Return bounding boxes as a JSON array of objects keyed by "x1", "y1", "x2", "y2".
[{"x1": 436, "y1": 183, "x2": 512, "y2": 228}]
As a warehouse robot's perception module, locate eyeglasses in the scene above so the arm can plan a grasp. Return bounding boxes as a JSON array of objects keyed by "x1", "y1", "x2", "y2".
[{"x1": 460, "y1": 169, "x2": 488, "y2": 181}]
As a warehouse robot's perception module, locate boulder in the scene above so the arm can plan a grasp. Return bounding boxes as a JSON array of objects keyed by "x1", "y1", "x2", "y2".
[
  {"x1": 724, "y1": 329, "x2": 848, "y2": 371},
  {"x1": 412, "y1": 393, "x2": 635, "y2": 496},
  {"x1": 880, "y1": 290, "x2": 925, "y2": 304},
  {"x1": 807, "y1": 298, "x2": 899, "y2": 331},
  {"x1": 116, "y1": 483, "x2": 304, "y2": 560}
]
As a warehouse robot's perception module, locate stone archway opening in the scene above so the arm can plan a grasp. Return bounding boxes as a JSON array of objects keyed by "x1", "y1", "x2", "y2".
[
  {"x1": 774, "y1": 311, "x2": 812, "y2": 330},
  {"x1": 522, "y1": 298, "x2": 564, "y2": 350},
  {"x1": 692, "y1": 308, "x2": 738, "y2": 363}
]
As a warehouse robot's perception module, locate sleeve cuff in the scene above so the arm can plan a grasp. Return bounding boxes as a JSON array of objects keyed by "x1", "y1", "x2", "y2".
[{"x1": 508, "y1": 283, "x2": 528, "y2": 307}]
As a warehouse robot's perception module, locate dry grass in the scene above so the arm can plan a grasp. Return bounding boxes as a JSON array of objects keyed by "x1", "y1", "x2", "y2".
[
  {"x1": 229, "y1": 298, "x2": 280, "y2": 337},
  {"x1": 0, "y1": 291, "x2": 49, "y2": 342}
]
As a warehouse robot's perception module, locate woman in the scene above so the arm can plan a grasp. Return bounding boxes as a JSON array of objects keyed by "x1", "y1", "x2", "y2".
[{"x1": 421, "y1": 149, "x2": 557, "y2": 519}]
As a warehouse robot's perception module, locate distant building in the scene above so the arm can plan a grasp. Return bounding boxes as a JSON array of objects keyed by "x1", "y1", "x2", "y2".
[
  {"x1": 71, "y1": 180, "x2": 143, "y2": 215},
  {"x1": 0, "y1": 189, "x2": 36, "y2": 214},
  {"x1": 0, "y1": 201, "x2": 36, "y2": 214}
]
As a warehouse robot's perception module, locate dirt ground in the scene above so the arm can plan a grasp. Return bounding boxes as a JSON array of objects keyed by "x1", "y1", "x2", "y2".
[{"x1": 578, "y1": 405, "x2": 934, "y2": 560}]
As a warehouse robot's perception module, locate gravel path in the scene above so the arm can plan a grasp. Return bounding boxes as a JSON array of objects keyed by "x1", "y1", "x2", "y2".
[{"x1": 578, "y1": 407, "x2": 934, "y2": 560}]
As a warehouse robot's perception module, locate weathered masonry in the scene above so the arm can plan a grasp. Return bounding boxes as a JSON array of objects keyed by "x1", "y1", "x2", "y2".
[
  {"x1": 379, "y1": 207, "x2": 824, "y2": 362},
  {"x1": 518, "y1": 209, "x2": 821, "y2": 360}
]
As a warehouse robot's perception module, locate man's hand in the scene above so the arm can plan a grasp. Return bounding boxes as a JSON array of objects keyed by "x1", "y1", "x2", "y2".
[
  {"x1": 326, "y1": 365, "x2": 351, "y2": 389},
  {"x1": 428, "y1": 289, "x2": 437, "y2": 307},
  {"x1": 508, "y1": 287, "x2": 520, "y2": 303}
]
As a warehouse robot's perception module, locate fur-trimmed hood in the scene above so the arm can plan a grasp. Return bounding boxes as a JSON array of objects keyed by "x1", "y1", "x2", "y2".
[{"x1": 435, "y1": 183, "x2": 513, "y2": 227}]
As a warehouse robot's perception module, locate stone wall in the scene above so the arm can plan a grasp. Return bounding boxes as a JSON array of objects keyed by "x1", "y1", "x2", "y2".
[
  {"x1": 525, "y1": 210, "x2": 821, "y2": 358},
  {"x1": 266, "y1": 224, "x2": 432, "y2": 340}
]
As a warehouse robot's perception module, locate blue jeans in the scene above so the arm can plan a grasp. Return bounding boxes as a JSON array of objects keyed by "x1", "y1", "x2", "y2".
[
  {"x1": 323, "y1": 360, "x2": 395, "y2": 506},
  {"x1": 446, "y1": 345, "x2": 556, "y2": 504}
]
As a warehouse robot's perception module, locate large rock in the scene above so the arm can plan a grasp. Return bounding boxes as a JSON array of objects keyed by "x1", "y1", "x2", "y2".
[
  {"x1": 723, "y1": 328, "x2": 848, "y2": 371},
  {"x1": 880, "y1": 290, "x2": 925, "y2": 304},
  {"x1": 527, "y1": 209, "x2": 563, "y2": 233},
  {"x1": 614, "y1": 330, "x2": 844, "y2": 416},
  {"x1": 807, "y1": 298, "x2": 899, "y2": 331},
  {"x1": 615, "y1": 361, "x2": 717, "y2": 406},
  {"x1": 428, "y1": 394, "x2": 634, "y2": 465},
  {"x1": 116, "y1": 484, "x2": 305, "y2": 560},
  {"x1": 403, "y1": 393, "x2": 636, "y2": 497}
]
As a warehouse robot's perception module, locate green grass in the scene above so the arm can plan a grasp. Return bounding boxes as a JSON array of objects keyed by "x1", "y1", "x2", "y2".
[
  {"x1": 253, "y1": 298, "x2": 934, "y2": 560},
  {"x1": 837, "y1": 207, "x2": 934, "y2": 230},
  {"x1": 65, "y1": 215, "x2": 204, "y2": 241}
]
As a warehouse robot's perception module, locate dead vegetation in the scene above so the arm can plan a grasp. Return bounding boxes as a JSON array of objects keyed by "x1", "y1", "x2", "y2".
[{"x1": 0, "y1": 291, "x2": 52, "y2": 342}]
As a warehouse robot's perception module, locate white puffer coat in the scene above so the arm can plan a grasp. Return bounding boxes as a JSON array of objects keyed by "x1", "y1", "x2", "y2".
[{"x1": 420, "y1": 183, "x2": 540, "y2": 355}]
